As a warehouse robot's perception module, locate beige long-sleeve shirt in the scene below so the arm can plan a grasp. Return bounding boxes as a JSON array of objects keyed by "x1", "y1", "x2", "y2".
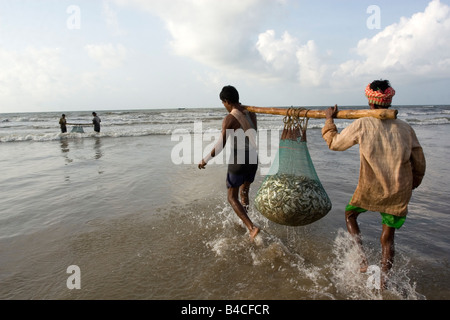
[{"x1": 322, "y1": 116, "x2": 426, "y2": 216}]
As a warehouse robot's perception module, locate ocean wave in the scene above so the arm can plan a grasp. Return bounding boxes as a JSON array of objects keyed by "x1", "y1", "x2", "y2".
[
  {"x1": 406, "y1": 117, "x2": 450, "y2": 125},
  {"x1": 1, "y1": 106, "x2": 449, "y2": 143},
  {"x1": 1, "y1": 119, "x2": 448, "y2": 143},
  {"x1": 0, "y1": 130, "x2": 171, "y2": 143}
]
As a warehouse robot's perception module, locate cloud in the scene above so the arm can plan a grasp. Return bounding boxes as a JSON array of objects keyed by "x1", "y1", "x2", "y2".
[
  {"x1": 2, "y1": 0, "x2": 448, "y2": 112},
  {"x1": 333, "y1": 0, "x2": 450, "y2": 84},
  {"x1": 254, "y1": 0, "x2": 450, "y2": 89},
  {"x1": 114, "y1": 0, "x2": 281, "y2": 67},
  {"x1": 0, "y1": 43, "x2": 129, "y2": 112},
  {"x1": 256, "y1": 30, "x2": 299, "y2": 80},
  {"x1": 84, "y1": 43, "x2": 128, "y2": 69},
  {"x1": 117, "y1": 0, "x2": 450, "y2": 91},
  {"x1": 0, "y1": 47, "x2": 70, "y2": 110},
  {"x1": 256, "y1": 30, "x2": 328, "y2": 86},
  {"x1": 295, "y1": 40, "x2": 328, "y2": 87},
  {"x1": 115, "y1": 0, "x2": 330, "y2": 85}
]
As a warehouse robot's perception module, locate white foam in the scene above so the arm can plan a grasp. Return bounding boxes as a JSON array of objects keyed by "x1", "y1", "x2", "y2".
[{"x1": 328, "y1": 229, "x2": 426, "y2": 299}]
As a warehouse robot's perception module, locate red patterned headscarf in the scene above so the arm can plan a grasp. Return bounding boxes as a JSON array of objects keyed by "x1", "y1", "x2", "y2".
[{"x1": 365, "y1": 83, "x2": 395, "y2": 106}]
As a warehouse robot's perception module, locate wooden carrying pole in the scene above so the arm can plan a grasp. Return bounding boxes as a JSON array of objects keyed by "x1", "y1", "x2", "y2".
[{"x1": 242, "y1": 105, "x2": 397, "y2": 120}]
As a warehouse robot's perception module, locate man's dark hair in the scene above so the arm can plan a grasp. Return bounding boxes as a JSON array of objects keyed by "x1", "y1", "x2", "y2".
[
  {"x1": 219, "y1": 85, "x2": 239, "y2": 103},
  {"x1": 370, "y1": 79, "x2": 391, "y2": 92}
]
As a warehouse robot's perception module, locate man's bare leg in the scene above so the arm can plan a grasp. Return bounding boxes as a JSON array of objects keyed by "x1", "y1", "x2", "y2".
[
  {"x1": 240, "y1": 181, "x2": 260, "y2": 239},
  {"x1": 240, "y1": 181, "x2": 251, "y2": 210},
  {"x1": 380, "y1": 224, "x2": 395, "y2": 289},
  {"x1": 228, "y1": 186, "x2": 259, "y2": 239},
  {"x1": 345, "y1": 210, "x2": 369, "y2": 272}
]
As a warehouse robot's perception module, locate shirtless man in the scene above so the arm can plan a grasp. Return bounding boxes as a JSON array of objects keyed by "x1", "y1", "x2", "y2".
[{"x1": 198, "y1": 86, "x2": 260, "y2": 240}]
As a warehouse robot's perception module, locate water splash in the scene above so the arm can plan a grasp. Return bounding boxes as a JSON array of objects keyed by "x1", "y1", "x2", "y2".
[
  {"x1": 190, "y1": 200, "x2": 426, "y2": 299},
  {"x1": 327, "y1": 229, "x2": 426, "y2": 300}
]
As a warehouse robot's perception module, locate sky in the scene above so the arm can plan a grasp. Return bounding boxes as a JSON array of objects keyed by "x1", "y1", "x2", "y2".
[{"x1": 0, "y1": 0, "x2": 449, "y2": 113}]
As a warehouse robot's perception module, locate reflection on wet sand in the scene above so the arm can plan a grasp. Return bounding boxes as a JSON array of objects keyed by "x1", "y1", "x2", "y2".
[
  {"x1": 60, "y1": 138, "x2": 72, "y2": 164},
  {"x1": 94, "y1": 137, "x2": 103, "y2": 160}
]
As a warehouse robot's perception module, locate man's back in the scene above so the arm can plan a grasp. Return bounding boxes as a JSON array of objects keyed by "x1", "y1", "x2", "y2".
[{"x1": 323, "y1": 116, "x2": 425, "y2": 215}]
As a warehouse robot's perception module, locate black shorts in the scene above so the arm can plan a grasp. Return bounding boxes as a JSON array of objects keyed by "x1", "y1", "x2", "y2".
[{"x1": 226, "y1": 164, "x2": 258, "y2": 188}]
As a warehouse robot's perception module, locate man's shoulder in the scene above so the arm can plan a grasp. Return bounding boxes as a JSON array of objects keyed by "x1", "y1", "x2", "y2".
[
  {"x1": 359, "y1": 117, "x2": 414, "y2": 135},
  {"x1": 223, "y1": 113, "x2": 239, "y2": 127}
]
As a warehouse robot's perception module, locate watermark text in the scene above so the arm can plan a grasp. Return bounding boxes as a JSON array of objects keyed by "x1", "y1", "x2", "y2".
[
  {"x1": 66, "y1": 265, "x2": 81, "y2": 289},
  {"x1": 67, "y1": 5, "x2": 81, "y2": 30},
  {"x1": 170, "y1": 122, "x2": 279, "y2": 175},
  {"x1": 367, "y1": 5, "x2": 381, "y2": 30}
]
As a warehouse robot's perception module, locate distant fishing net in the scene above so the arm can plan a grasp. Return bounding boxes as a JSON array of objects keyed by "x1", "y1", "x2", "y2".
[
  {"x1": 255, "y1": 108, "x2": 332, "y2": 226},
  {"x1": 71, "y1": 125, "x2": 85, "y2": 133}
]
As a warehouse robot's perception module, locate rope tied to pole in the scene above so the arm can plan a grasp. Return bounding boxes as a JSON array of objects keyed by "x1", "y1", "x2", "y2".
[{"x1": 282, "y1": 107, "x2": 310, "y2": 142}]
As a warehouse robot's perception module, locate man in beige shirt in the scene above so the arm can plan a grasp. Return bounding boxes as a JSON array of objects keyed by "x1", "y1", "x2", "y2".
[{"x1": 322, "y1": 80, "x2": 426, "y2": 289}]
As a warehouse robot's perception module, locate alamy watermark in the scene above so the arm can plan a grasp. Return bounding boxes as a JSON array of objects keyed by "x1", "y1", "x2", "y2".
[
  {"x1": 66, "y1": 265, "x2": 81, "y2": 289},
  {"x1": 170, "y1": 122, "x2": 280, "y2": 175},
  {"x1": 67, "y1": 5, "x2": 81, "y2": 30},
  {"x1": 367, "y1": 5, "x2": 381, "y2": 30},
  {"x1": 366, "y1": 265, "x2": 381, "y2": 290}
]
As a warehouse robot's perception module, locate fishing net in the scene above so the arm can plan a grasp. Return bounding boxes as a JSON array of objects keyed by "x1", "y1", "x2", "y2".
[
  {"x1": 71, "y1": 125, "x2": 85, "y2": 133},
  {"x1": 255, "y1": 108, "x2": 332, "y2": 226}
]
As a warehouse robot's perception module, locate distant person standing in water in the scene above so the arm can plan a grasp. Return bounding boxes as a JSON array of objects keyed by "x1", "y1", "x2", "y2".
[
  {"x1": 59, "y1": 114, "x2": 67, "y2": 133},
  {"x1": 92, "y1": 112, "x2": 101, "y2": 133}
]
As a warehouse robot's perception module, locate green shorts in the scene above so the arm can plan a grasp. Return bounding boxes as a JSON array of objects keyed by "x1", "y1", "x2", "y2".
[{"x1": 345, "y1": 202, "x2": 406, "y2": 229}]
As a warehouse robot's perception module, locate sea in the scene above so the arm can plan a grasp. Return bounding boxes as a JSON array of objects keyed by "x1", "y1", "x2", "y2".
[{"x1": 0, "y1": 105, "x2": 449, "y2": 305}]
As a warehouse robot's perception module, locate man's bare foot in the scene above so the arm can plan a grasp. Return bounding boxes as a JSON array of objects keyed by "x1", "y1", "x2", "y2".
[
  {"x1": 380, "y1": 272, "x2": 389, "y2": 290},
  {"x1": 250, "y1": 226, "x2": 260, "y2": 240}
]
